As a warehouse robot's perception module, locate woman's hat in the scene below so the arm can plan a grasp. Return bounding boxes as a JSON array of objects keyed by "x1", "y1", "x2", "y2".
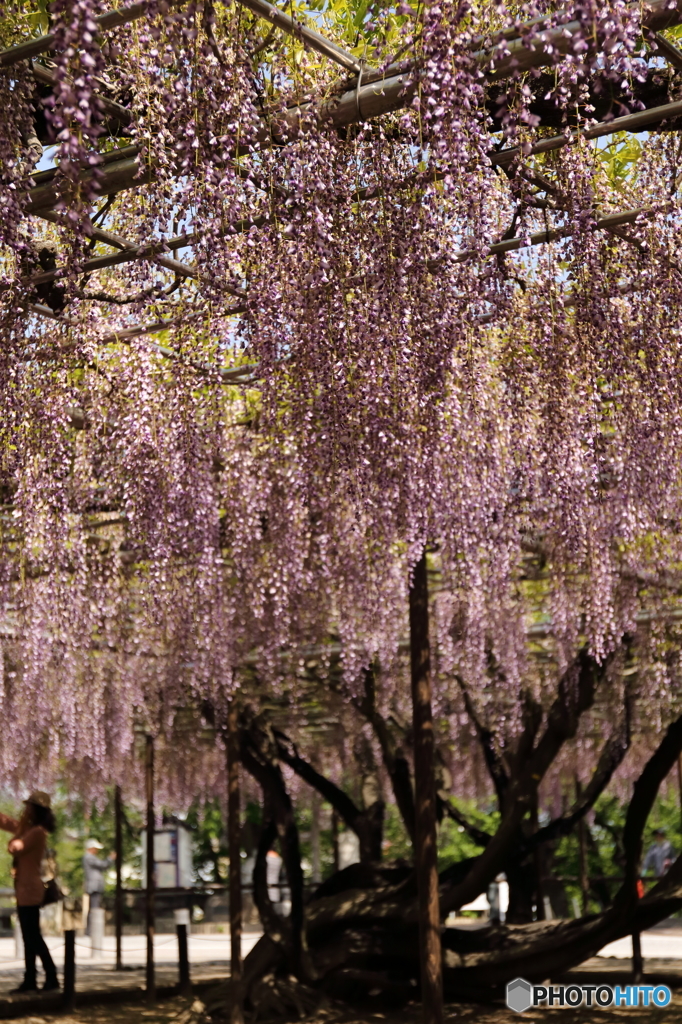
[
  {"x1": 86, "y1": 839, "x2": 104, "y2": 849},
  {"x1": 24, "y1": 791, "x2": 51, "y2": 809}
]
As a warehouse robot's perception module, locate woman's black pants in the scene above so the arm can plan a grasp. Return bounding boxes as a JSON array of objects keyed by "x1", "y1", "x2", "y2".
[{"x1": 18, "y1": 905, "x2": 57, "y2": 986}]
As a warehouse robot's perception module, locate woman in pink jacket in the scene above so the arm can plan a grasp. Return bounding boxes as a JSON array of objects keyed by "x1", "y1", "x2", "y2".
[{"x1": 0, "y1": 792, "x2": 59, "y2": 993}]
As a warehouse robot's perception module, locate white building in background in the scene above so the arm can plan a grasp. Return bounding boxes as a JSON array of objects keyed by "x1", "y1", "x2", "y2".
[{"x1": 141, "y1": 822, "x2": 194, "y2": 888}]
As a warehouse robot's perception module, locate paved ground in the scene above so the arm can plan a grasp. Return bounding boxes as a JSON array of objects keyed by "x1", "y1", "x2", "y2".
[
  {"x1": 0, "y1": 932, "x2": 262, "y2": 1003},
  {"x1": 599, "y1": 928, "x2": 682, "y2": 960},
  {"x1": 0, "y1": 931, "x2": 262, "y2": 972},
  {"x1": 28, "y1": 989, "x2": 682, "y2": 1024},
  {"x1": 1, "y1": 926, "x2": 682, "y2": 1017}
]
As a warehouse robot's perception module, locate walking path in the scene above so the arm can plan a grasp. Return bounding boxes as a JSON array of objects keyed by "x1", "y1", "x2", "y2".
[
  {"x1": 0, "y1": 925, "x2": 680, "y2": 1009},
  {"x1": 0, "y1": 931, "x2": 262, "y2": 999},
  {"x1": 599, "y1": 927, "x2": 682, "y2": 960}
]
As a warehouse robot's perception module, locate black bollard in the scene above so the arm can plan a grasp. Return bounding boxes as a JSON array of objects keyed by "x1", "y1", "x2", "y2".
[
  {"x1": 63, "y1": 929, "x2": 75, "y2": 1011},
  {"x1": 175, "y1": 910, "x2": 191, "y2": 996},
  {"x1": 632, "y1": 928, "x2": 643, "y2": 983}
]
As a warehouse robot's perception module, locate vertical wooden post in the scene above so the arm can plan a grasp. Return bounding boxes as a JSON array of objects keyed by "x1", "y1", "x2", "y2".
[
  {"x1": 311, "y1": 792, "x2": 322, "y2": 885},
  {"x1": 62, "y1": 929, "x2": 75, "y2": 1012},
  {"x1": 146, "y1": 735, "x2": 156, "y2": 1004},
  {"x1": 576, "y1": 779, "x2": 589, "y2": 915},
  {"x1": 409, "y1": 551, "x2": 443, "y2": 1024},
  {"x1": 530, "y1": 796, "x2": 545, "y2": 920},
  {"x1": 331, "y1": 808, "x2": 339, "y2": 873},
  {"x1": 115, "y1": 785, "x2": 123, "y2": 971},
  {"x1": 227, "y1": 701, "x2": 243, "y2": 1024}
]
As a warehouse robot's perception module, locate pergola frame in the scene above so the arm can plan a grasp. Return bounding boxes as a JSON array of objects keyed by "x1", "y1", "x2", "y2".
[{"x1": 7, "y1": 0, "x2": 682, "y2": 370}]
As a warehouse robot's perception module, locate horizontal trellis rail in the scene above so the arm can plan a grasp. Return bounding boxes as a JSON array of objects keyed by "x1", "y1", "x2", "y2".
[
  {"x1": 235, "y1": 0, "x2": 361, "y2": 72},
  {"x1": 0, "y1": 0, "x2": 187, "y2": 67},
  {"x1": 9, "y1": 0, "x2": 681, "y2": 358}
]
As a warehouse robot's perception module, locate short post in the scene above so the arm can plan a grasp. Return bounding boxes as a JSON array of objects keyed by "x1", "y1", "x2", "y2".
[
  {"x1": 175, "y1": 908, "x2": 191, "y2": 995},
  {"x1": 63, "y1": 929, "x2": 76, "y2": 1012},
  {"x1": 13, "y1": 913, "x2": 23, "y2": 961},
  {"x1": 632, "y1": 927, "x2": 643, "y2": 982},
  {"x1": 90, "y1": 907, "x2": 105, "y2": 958}
]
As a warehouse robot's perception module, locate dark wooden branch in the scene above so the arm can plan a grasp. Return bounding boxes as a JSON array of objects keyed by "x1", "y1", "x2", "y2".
[
  {"x1": 355, "y1": 668, "x2": 415, "y2": 842},
  {"x1": 522, "y1": 715, "x2": 631, "y2": 853},
  {"x1": 507, "y1": 690, "x2": 543, "y2": 785},
  {"x1": 619, "y1": 710, "x2": 682, "y2": 898},
  {"x1": 438, "y1": 796, "x2": 492, "y2": 848},
  {"x1": 251, "y1": 816, "x2": 286, "y2": 944},
  {"x1": 239, "y1": 722, "x2": 311, "y2": 979},
  {"x1": 455, "y1": 675, "x2": 508, "y2": 802},
  {"x1": 441, "y1": 649, "x2": 608, "y2": 914},
  {"x1": 273, "y1": 729, "x2": 363, "y2": 832}
]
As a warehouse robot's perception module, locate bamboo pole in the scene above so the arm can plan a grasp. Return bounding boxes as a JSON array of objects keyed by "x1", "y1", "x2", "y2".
[
  {"x1": 115, "y1": 785, "x2": 123, "y2": 971},
  {"x1": 145, "y1": 735, "x2": 156, "y2": 1004},
  {"x1": 227, "y1": 702, "x2": 244, "y2": 1024},
  {"x1": 22, "y1": 82, "x2": 681, "y2": 311},
  {"x1": 492, "y1": 97, "x2": 682, "y2": 168},
  {"x1": 409, "y1": 551, "x2": 443, "y2": 1024}
]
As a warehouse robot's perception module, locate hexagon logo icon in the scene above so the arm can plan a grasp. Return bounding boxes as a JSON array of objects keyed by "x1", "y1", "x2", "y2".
[{"x1": 507, "y1": 978, "x2": 533, "y2": 1013}]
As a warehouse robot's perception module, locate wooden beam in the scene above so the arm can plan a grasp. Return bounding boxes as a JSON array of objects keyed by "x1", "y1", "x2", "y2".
[
  {"x1": 25, "y1": 304, "x2": 255, "y2": 381},
  {"x1": 0, "y1": 1, "x2": 186, "y2": 68},
  {"x1": 30, "y1": 216, "x2": 201, "y2": 285},
  {"x1": 30, "y1": 61, "x2": 132, "y2": 127},
  {"x1": 493, "y1": 96, "x2": 682, "y2": 168},
  {"x1": 236, "y1": 0, "x2": 361, "y2": 72},
  {"x1": 482, "y1": 0, "x2": 682, "y2": 80}
]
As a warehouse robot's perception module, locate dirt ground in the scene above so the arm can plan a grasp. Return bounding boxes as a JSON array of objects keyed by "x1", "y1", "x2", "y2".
[{"x1": 16, "y1": 989, "x2": 682, "y2": 1024}]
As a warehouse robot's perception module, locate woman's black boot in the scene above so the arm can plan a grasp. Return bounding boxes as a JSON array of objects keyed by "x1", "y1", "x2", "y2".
[{"x1": 10, "y1": 978, "x2": 38, "y2": 994}]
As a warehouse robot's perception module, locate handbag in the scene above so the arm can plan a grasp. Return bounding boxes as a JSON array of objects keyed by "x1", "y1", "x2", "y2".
[{"x1": 42, "y1": 877, "x2": 63, "y2": 907}]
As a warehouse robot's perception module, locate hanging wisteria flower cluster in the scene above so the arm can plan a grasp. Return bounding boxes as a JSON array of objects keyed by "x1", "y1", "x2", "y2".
[{"x1": 1, "y1": 0, "x2": 682, "y2": 802}]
